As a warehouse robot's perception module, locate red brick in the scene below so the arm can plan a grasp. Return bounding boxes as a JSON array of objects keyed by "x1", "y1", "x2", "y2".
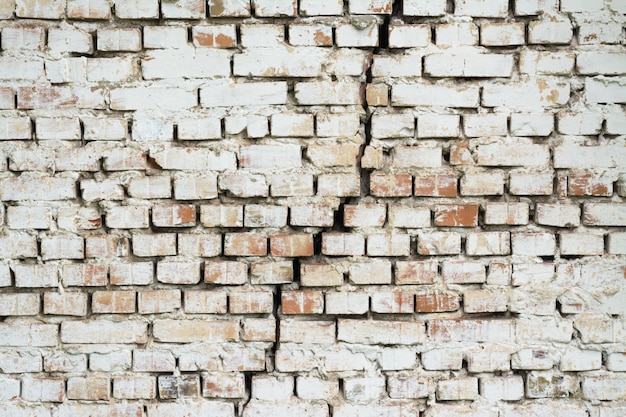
[
  {"x1": 415, "y1": 292, "x2": 460, "y2": 312},
  {"x1": 568, "y1": 172, "x2": 613, "y2": 196},
  {"x1": 414, "y1": 174, "x2": 458, "y2": 197},
  {"x1": 270, "y1": 234, "x2": 314, "y2": 257},
  {"x1": 370, "y1": 173, "x2": 412, "y2": 197},
  {"x1": 92, "y1": 291, "x2": 136, "y2": 313},
  {"x1": 152, "y1": 204, "x2": 196, "y2": 227},
  {"x1": 435, "y1": 204, "x2": 479, "y2": 227},
  {"x1": 224, "y1": 233, "x2": 267, "y2": 256},
  {"x1": 281, "y1": 290, "x2": 324, "y2": 314}
]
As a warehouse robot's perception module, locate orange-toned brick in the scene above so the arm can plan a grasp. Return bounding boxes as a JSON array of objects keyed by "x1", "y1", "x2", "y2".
[
  {"x1": 224, "y1": 233, "x2": 267, "y2": 256},
  {"x1": 449, "y1": 141, "x2": 474, "y2": 165},
  {"x1": 568, "y1": 173, "x2": 613, "y2": 196},
  {"x1": 415, "y1": 292, "x2": 460, "y2": 313},
  {"x1": 92, "y1": 291, "x2": 136, "y2": 313},
  {"x1": 435, "y1": 204, "x2": 479, "y2": 227},
  {"x1": 192, "y1": 25, "x2": 237, "y2": 48},
  {"x1": 270, "y1": 234, "x2": 314, "y2": 257},
  {"x1": 281, "y1": 290, "x2": 324, "y2": 314},
  {"x1": 367, "y1": 83, "x2": 389, "y2": 106},
  {"x1": 414, "y1": 174, "x2": 458, "y2": 197},
  {"x1": 370, "y1": 173, "x2": 413, "y2": 197}
]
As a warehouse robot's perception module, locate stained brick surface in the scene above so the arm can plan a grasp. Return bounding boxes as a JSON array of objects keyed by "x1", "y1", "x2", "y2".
[{"x1": 0, "y1": 1, "x2": 625, "y2": 416}]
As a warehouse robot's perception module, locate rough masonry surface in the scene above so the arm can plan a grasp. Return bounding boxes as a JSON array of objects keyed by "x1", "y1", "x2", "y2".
[{"x1": 0, "y1": 0, "x2": 625, "y2": 416}]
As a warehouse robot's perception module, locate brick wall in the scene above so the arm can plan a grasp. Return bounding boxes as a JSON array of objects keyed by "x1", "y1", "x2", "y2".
[{"x1": 0, "y1": 0, "x2": 625, "y2": 416}]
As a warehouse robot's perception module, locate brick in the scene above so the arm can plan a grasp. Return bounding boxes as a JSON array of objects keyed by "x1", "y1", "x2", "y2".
[
  {"x1": 418, "y1": 231, "x2": 461, "y2": 255},
  {"x1": 388, "y1": 205, "x2": 430, "y2": 228},
  {"x1": 483, "y1": 79, "x2": 570, "y2": 108},
  {"x1": 509, "y1": 172, "x2": 554, "y2": 195},
  {"x1": 338, "y1": 319, "x2": 425, "y2": 345},
  {"x1": 389, "y1": 24, "x2": 431, "y2": 48},
  {"x1": 484, "y1": 203, "x2": 529, "y2": 225},
  {"x1": 395, "y1": 260, "x2": 438, "y2": 285},
  {"x1": 280, "y1": 320, "x2": 334, "y2": 344},
  {"x1": 325, "y1": 292, "x2": 369, "y2": 315},
  {"x1": 63, "y1": 263, "x2": 107, "y2": 286},
  {"x1": 535, "y1": 203, "x2": 581, "y2": 227},
  {"x1": 184, "y1": 291, "x2": 227, "y2": 314},
  {"x1": 242, "y1": 318, "x2": 275, "y2": 342},
  {"x1": 425, "y1": 53, "x2": 513, "y2": 77},
  {"x1": 203, "y1": 372, "x2": 245, "y2": 398},
  {"x1": 435, "y1": 204, "x2": 478, "y2": 227},
  {"x1": 281, "y1": 291, "x2": 323, "y2": 314},
  {"x1": 127, "y1": 176, "x2": 171, "y2": 198},
  {"x1": 316, "y1": 112, "x2": 361, "y2": 137},
  {"x1": 608, "y1": 232, "x2": 626, "y2": 254},
  {"x1": 468, "y1": 350, "x2": 511, "y2": 372},
  {"x1": 481, "y1": 22, "x2": 525, "y2": 46},
  {"x1": 429, "y1": 319, "x2": 515, "y2": 342},
  {"x1": 466, "y1": 232, "x2": 510, "y2": 256},
  {"x1": 109, "y1": 262, "x2": 151, "y2": 286},
  {"x1": 14, "y1": 264, "x2": 58, "y2": 288},
  {"x1": 132, "y1": 118, "x2": 173, "y2": 141},
  {"x1": 67, "y1": 377, "x2": 110, "y2": 400},
  {"x1": 0, "y1": 351, "x2": 42, "y2": 373},
  {"x1": 143, "y1": 49, "x2": 229, "y2": 79},
  {"x1": 88, "y1": 352, "x2": 128, "y2": 372},
  {"x1": 0, "y1": 377, "x2": 21, "y2": 400},
  {"x1": 209, "y1": 0, "x2": 250, "y2": 16},
  {"x1": 103, "y1": 148, "x2": 147, "y2": 170},
  {"x1": 178, "y1": 234, "x2": 221, "y2": 257},
  {"x1": 301, "y1": 263, "x2": 343, "y2": 287},
  {"x1": 201, "y1": 80, "x2": 287, "y2": 107},
  {"x1": 464, "y1": 289, "x2": 509, "y2": 313},
  {"x1": 44, "y1": 292, "x2": 87, "y2": 316},
  {"x1": 133, "y1": 349, "x2": 175, "y2": 372},
  {"x1": 0, "y1": 293, "x2": 40, "y2": 316},
  {"x1": 529, "y1": 21, "x2": 573, "y2": 44},
  {"x1": 152, "y1": 204, "x2": 196, "y2": 227},
  {"x1": 251, "y1": 261, "x2": 293, "y2": 284},
  {"x1": 2, "y1": 26, "x2": 45, "y2": 50},
  {"x1": 219, "y1": 172, "x2": 268, "y2": 197},
  {"x1": 584, "y1": 203, "x2": 626, "y2": 226},
  {"x1": 158, "y1": 375, "x2": 200, "y2": 399},
  {"x1": 289, "y1": 24, "x2": 333, "y2": 46},
  {"x1": 205, "y1": 261, "x2": 247, "y2": 285},
  {"x1": 380, "y1": 347, "x2": 417, "y2": 370},
  {"x1": 522, "y1": 53, "x2": 574, "y2": 77},
  {"x1": 349, "y1": 259, "x2": 392, "y2": 284},
  {"x1": 511, "y1": 232, "x2": 556, "y2": 256},
  {"x1": 138, "y1": 290, "x2": 182, "y2": 314},
  {"x1": 92, "y1": 290, "x2": 135, "y2": 313},
  {"x1": 153, "y1": 319, "x2": 238, "y2": 343},
  {"x1": 322, "y1": 232, "x2": 366, "y2": 256},
  {"x1": 393, "y1": 146, "x2": 442, "y2": 168},
  {"x1": 1, "y1": 175, "x2": 75, "y2": 201},
  {"x1": 416, "y1": 292, "x2": 460, "y2": 313},
  {"x1": 437, "y1": 377, "x2": 478, "y2": 400},
  {"x1": 201, "y1": 205, "x2": 243, "y2": 227},
  {"x1": 161, "y1": 0, "x2": 205, "y2": 18},
  {"x1": 480, "y1": 376, "x2": 524, "y2": 401},
  {"x1": 510, "y1": 113, "x2": 554, "y2": 136},
  {"x1": 148, "y1": 402, "x2": 233, "y2": 417},
  {"x1": 229, "y1": 290, "x2": 273, "y2": 314},
  {"x1": 192, "y1": 25, "x2": 237, "y2": 47},
  {"x1": 132, "y1": 233, "x2": 177, "y2": 257},
  {"x1": 393, "y1": 83, "x2": 479, "y2": 107},
  {"x1": 568, "y1": 172, "x2": 613, "y2": 196},
  {"x1": 244, "y1": 204, "x2": 288, "y2": 227},
  {"x1": 116, "y1": 0, "x2": 159, "y2": 18},
  {"x1": 271, "y1": 174, "x2": 314, "y2": 196},
  {"x1": 461, "y1": 170, "x2": 505, "y2": 195},
  {"x1": 224, "y1": 233, "x2": 267, "y2": 256},
  {"x1": 300, "y1": 0, "x2": 342, "y2": 15},
  {"x1": 106, "y1": 205, "x2": 149, "y2": 229},
  {"x1": 7, "y1": 206, "x2": 51, "y2": 229},
  {"x1": 113, "y1": 375, "x2": 156, "y2": 400},
  {"x1": 111, "y1": 87, "x2": 196, "y2": 110},
  {"x1": 404, "y1": 0, "x2": 446, "y2": 15},
  {"x1": 97, "y1": 28, "x2": 142, "y2": 51},
  {"x1": 371, "y1": 292, "x2": 414, "y2": 313},
  {"x1": 297, "y1": 376, "x2": 339, "y2": 400},
  {"x1": 476, "y1": 142, "x2": 550, "y2": 166},
  {"x1": 560, "y1": 233, "x2": 604, "y2": 255},
  {"x1": 177, "y1": 118, "x2": 222, "y2": 140},
  {"x1": 270, "y1": 234, "x2": 314, "y2": 257}
]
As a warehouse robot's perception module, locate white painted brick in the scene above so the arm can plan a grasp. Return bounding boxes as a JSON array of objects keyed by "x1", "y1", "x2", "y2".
[
  {"x1": 201, "y1": 80, "x2": 287, "y2": 107},
  {"x1": 520, "y1": 50, "x2": 575, "y2": 75},
  {"x1": 510, "y1": 113, "x2": 554, "y2": 136},
  {"x1": 371, "y1": 113, "x2": 414, "y2": 138},
  {"x1": 417, "y1": 114, "x2": 459, "y2": 137},
  {"x1": 511, "y1": 232, "x2": 556, "y2": 256},
  {"x1": 425, "y1": 53, "x2": 514, "y2": 77},
  {"x1": 480, "y1": 376, "x2": 524, "y2": 401},
  {"x1": 586, "y1": 77, "x2": 626, "y2": 104},
  {"x1": 463, "y1": 114, "x2": 507, "y2": 137},
  {"x1": 422, "y1": 348, "x2": 463, "y2": 370},
  {"x1": 529, "y1": 21, "x2": 573, "y2": 44},
  {"x1": 389, "y1": 24, "x2": 431, "y2": 47},
  {"x1": 535, "y1": 203, "x2": 581, "y2": 227},
  {"x1": 455, "y1": 0, "x2": 508, "y2": 17},
  {"x1": 45, "y1": 57, "x2": 86, "y2": 85},
  {"x1": 97, "y1": 28, "x2": 142, "y2": 51},
  {"x1": 344, "y1": 377, "x2": 386, "y2": 402},
  {"x1": 436, "y1": 23, "x2": 479, "y2": 46},
  {"x1": 335, "y1": 23, "x2": 378, "y2": 47},
  {"x1": 481, "y1": 22, "x2": 525, "y2": 46},
  {"x1": 48, "y1": 26, "x2": 93, "y2": 55},
  {"x1": 235, "y1": 46, "x2": 326, "y2": 78},
  {"x1": 476, "y1": 142, "x2": 550, "y2": 166},
  {"x1": 608, "y1": 232, "x2": 626, "y2": 254},
  {"x1": 372, "y1": 53, "x2": 422, "y2": 77},
  {"x1": 393, "y1": 83, "x2": 479, "y2": 107},
  {"x1": 554, "y1": 145, "x2": 626, "y2": 168},
  {"x1": 482, "y1": 79, "x2": 570, "y2": 108},
  {"x1": 300, "y1": 0, "x2": 343, "y2": 15},
  {"x1": 404, "y1": 0, "x2": 446, "y2": 16},
  {"x1": 560, "y1": 233, "x2": 604, "y2": 255}
]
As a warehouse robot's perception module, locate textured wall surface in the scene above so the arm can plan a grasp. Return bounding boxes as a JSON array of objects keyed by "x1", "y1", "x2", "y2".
[{"x1": 1, "y1": 0, "x2": 626, "y2": 416}]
